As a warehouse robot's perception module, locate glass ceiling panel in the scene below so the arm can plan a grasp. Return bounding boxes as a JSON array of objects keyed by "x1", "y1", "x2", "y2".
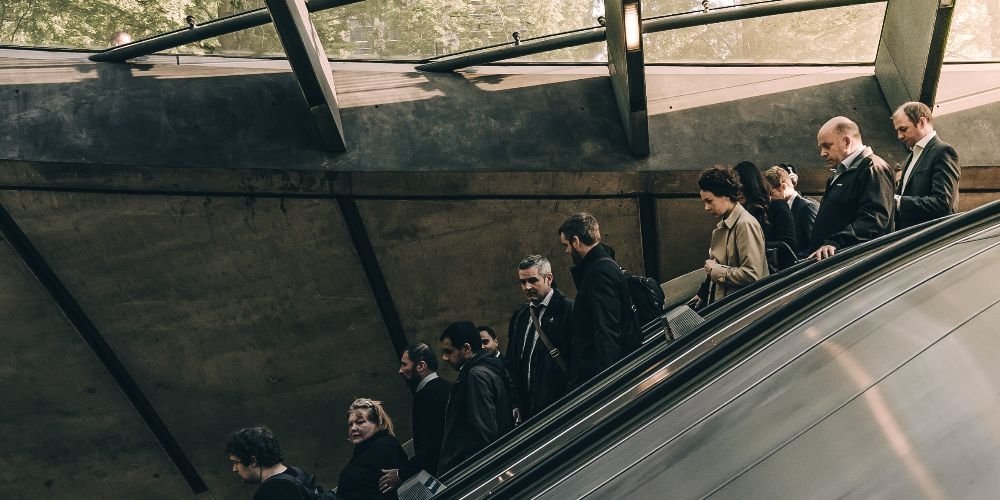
[
  {"x1": 945, "y1": 0, "x2": 1000, "y2": 62},
  {"x1": 0, "y1": 1, "x2": 996, "y2": 64},
  {"x1": 310, "y1": 0, "x2": 598, "y2": 60},
  {"x1": 640, "y1": 3, "x2": 887, "y2": 64}
]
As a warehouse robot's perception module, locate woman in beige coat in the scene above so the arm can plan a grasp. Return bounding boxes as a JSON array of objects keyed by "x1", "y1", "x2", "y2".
[{"x1": 692, "y1": 167, "x2": 769, "y2": 307}]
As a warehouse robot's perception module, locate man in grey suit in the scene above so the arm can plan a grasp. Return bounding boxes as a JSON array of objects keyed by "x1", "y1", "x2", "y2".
[{"x1": 891, "y1": 102, "x2": 961, "y2": 230}]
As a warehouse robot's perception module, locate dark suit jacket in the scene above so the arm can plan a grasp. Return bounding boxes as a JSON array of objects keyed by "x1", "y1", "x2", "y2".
[
  {"x1": 790, "y1": 195, "x2": 819, "y2": 257},
  {"x1": 505, "y1": 289, "x2": 573, "y2": 420},
  {"x1": 896, "y1": 135, "x2": 960, "y2": 230},
  {"x1": 811, "y1": 147, "x2": 896, "y2": 251},
  {"x1": 401, "y1": 375, "x2": 450, "y2": 479},
  {"x1": 765, "y1": 199, "x2": 797, "y2": 250}
]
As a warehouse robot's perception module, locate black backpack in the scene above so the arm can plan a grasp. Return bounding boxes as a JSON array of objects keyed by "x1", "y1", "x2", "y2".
[
  {"x1": 600, "y1": 258, "x2": 666, "y2": 345},
  {"x1": 271, "y1": 467, "x2": 338, "y2": 500},
  {"x1": 623, "y1": 271, "x2": 666, "y2": 332}
]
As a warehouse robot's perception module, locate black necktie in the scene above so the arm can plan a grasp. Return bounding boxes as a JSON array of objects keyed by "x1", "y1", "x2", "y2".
[{"x1": 524, "y1": 303, "x2": 546, "y2": 388}]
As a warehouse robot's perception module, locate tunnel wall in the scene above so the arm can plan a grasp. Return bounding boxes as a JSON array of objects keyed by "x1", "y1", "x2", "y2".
[{"x1": 0, "y1": 49, "x2": 998, "y2": 498}]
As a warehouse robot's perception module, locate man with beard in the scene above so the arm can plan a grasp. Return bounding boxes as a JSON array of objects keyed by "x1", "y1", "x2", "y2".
[
  {"x1": 437, "y1": 321, "x2": 514, "y2": 474},
  {"x1": 377, "y1": 344, "x2": 451, "y2": 492},
  {"x1": 505, "y1": 255, "x2": 573, "y2": 421},
  {"x1": 558, "y1": 212, "x2": 635, "y2": 389}
]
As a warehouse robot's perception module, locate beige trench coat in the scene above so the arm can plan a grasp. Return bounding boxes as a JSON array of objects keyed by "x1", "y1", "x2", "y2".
[{"x1": 707, "y1": 203, "x2": 769, "y2": 302}]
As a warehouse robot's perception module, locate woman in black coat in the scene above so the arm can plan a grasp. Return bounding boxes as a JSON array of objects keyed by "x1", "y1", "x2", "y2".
[
  {"x1": 734, "y1": 161, "x2": 797, "y2": 250},
  {"x1": 338, "y1": 398, "x2": 409, "y2": 500}
]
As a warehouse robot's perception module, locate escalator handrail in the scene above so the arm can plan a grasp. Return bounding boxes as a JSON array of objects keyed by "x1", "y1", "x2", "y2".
[
  {"x1": 487, "y1": 201, "x2": 1000, "y2": 498},
  {"x1": 438, "y1": 214, "x2": 958, "y2": 495}
]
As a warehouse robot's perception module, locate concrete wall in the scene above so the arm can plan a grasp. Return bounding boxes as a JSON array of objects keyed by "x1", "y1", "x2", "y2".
[{"x1": 0, "y1": 49, "x2": 998, "y2": 498}]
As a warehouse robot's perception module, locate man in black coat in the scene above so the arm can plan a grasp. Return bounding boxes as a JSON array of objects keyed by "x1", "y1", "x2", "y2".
[
  {"x1": 378, "y1": 343, "x2": 451, "y2": 492},
  {"x1": 436, "y1": 321, "x2": 514, "y2": 475},
  {"x1": 506, "y1": 255, "x2": 573, "y2": 422},
  {"x1": 558, "y1": 212, "x2": 635, "y2": 388},
  {"x1": 809, "y1": 116, "x2": 896, "y2": 261},
  {"x1": 891, "y1": 101, "x2": 961, "y2": 230}
]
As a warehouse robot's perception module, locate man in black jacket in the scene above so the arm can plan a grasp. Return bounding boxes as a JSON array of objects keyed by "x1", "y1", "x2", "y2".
[
  {"x1": 765, "y1": 165, "x2": 819, "y2": 258},
  {"x1": 378, "y1": 343, "x2": 451, "y2": 492},
  {"x1": 891, "y1": 101, "x2": 961, "y2": 230},
  {"x1": 809, "y1": 116, "x2": 896, "y2": 261},
  {"x1": 436, "y1": 321, "x2": 514, "y2": 474},
  {"x1": 506, "y1": 255, "x2": 573, "y2": 422},
  {"x1": 225, "y1": 426, "x2": 313, "y2": 500},
  {"x1": 558, "y1": 212, "x2": 634, "y2": 388}
]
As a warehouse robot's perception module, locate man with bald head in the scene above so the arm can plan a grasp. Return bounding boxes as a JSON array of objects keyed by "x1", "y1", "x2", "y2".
[{"x1": 808, "y1": 116, "x2": 895, "y2": 261}]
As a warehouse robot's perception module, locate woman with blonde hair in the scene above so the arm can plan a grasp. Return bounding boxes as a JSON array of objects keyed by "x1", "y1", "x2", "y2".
[{"x1": 338, "y1": 398, "x2": 408, "y2": 499}]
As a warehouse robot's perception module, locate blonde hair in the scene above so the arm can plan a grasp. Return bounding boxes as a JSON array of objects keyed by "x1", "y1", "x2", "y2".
[
  {"x1": 763, "y1": 166, "x2": 790, "y2": 190},
  {"x1": 347, "y1": 398, "x2": 395, "y2": 440}
]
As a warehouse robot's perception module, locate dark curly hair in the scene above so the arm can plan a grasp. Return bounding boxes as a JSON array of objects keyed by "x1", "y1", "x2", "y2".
[
  {"x1": 697, "y1": 166, "x2": 741, "y2": 202},
  {"x1": 225, "y1": 426, "x2": 284, "y2": 467}
]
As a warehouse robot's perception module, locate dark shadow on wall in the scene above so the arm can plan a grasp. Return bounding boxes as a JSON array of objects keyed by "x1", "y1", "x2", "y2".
[
  {"x1": 5, "y1": 58, "x2": 1000, "y2": 175},
  {"x1": 11, "y1": 57, "x2": 1000, "y2": 176}
]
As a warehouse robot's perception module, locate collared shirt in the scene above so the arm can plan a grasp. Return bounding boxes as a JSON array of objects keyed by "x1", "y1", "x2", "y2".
[
  {"x1": 829, "y1": 144, "x2": 866, "y2": 185},
  {"x1": 416, "y1": 371, "x2": 439, "y2": 393},
  {"x1": 786, "y1": 191, "x2": 799, "y2": 209},
  {"x1": 522, "y1": 288, "x2": 555, "y2": 389},
  {"x1": 894, "y1": 131, "x2": 938, "y2": 207},
  {"x1": 902, "y1": 130, "x2": 937, "y2": 192}
]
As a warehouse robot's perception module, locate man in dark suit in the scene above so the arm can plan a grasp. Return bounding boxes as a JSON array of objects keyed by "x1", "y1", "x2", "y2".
[
  {"x1": 377, "y1": 343, "x2": 451, "y2": 492},
  {"x1": 506, "y1": 255, "x2": 573, "y2": 423},
  {"x1": 891, "y1": 101, "x2": 961, "y2": 230},
  {"x1": 809, "y1": 116, "x2": 896, "y2": 261},
  {"x1": 765, "y1": 165, "x2": 819, "y2": 258},
  {"x1": 558, "y1": 212, "x2": 635, "y2": 388}
]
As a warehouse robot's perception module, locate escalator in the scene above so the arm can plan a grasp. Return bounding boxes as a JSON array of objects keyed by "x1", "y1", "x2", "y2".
[{"x1": 436, "y1": 201, "x2": 1000, "y2": 499}]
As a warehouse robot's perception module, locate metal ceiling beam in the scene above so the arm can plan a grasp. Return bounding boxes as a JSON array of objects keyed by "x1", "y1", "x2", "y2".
[
  {"x1": 89, "y1": 0, "x2": 363, "y2": 63},
  {"x1": 875, "y1": 0, "x2": 956, "y2": 109},
  {"x1": 265, "y1": 0, "x2": 346, "y2": 152},
  {"x1": 417, "y1": 0, "x2": 886, "y2": 73},
  {"x1": 605, "y1": 0, "x2": 649, "y2": 156}
]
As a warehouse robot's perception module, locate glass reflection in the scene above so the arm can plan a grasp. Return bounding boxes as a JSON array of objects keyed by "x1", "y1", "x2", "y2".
[{"x1": 0, "y1": 0, "x2": 996, "y2": 63}]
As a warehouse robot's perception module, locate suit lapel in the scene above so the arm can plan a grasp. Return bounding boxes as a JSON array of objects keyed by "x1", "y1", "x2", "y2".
[{"x1": 901, "y1": 136, "x2": 938, "y2": 195}]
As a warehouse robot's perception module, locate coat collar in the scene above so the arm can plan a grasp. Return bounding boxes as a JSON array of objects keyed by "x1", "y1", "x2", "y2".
[{"x1": 719, "y1": 202, "x2": 747, "y2": 230}]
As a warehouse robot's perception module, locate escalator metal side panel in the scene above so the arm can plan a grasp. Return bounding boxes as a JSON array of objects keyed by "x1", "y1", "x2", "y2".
[
  {"x1": 439, "y1": 206, "x2": 1000, "y2": 497},
  {"x1": 538, "y1": 238, "x2": 1000, "y2": 499},
  {"x1": 714, "y1": 299, "x2": 1000, "y2": 499}
]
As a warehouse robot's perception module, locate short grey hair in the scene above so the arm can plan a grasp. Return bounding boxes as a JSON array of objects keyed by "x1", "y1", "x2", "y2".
[{"x1": 517, "y1": 255, "x2": 552, "y2": 275}]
